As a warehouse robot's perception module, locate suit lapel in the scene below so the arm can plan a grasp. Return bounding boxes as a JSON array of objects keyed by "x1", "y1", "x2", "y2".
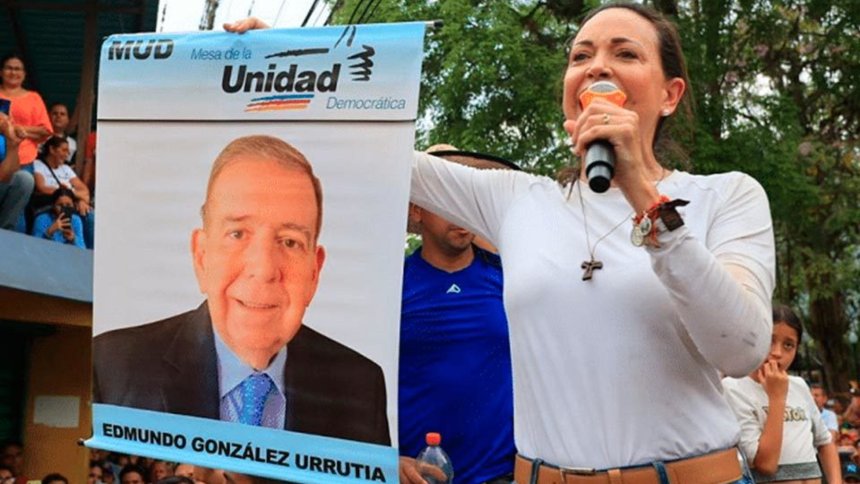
[
  {"x1": 283, "y1": 325, "x2": 309, "y2": 431},
  {"x1": 161, "y1": 303, "x2": 220, "y2": 419}
]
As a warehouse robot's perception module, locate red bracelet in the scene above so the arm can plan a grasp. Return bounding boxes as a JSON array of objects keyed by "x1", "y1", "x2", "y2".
[
  {"x1": 631, "y1": 196, "x2": 690, "y2": 248},
  {"x1": 631, "y1": 195, "x2": 670, "y2": 248},
  {"x1": 633, "y1": 195, "x2": 671, "y2": 225}
]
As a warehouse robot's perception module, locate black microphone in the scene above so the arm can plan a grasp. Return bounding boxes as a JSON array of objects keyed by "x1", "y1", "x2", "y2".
[
  {"x1": 585, "y1": 139, "x2": 614, "y2": 193},
  {"x1": 578, "y1": 81, "x2": 626, "y2": 193}
]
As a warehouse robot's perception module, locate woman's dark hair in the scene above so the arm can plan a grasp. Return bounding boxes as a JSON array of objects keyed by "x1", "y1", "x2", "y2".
[
  {"x1": 51, "y1": 186, "x2": 76, "y2": 206},
  {"x1": 773, "y1": 303, "x2": 803, "y2": 344},
  {"x1": 156, "y1": 477, "x2": 195, "y2": 484},
  {"x1": 559, "y1": 2, "x2": 694, "y2": 184},
  {"x1": 0, "y1": 53, "x2": 24, "y2": 70},
  {"x1": 119, "y1": 465, "x2": 147, "y2": 483},
  {"x1": 41, "y1": 473, "x2": 69, "y2": 484},
  {"x1": 40, "y1": 136, "x2": 69, "y2": 161}
]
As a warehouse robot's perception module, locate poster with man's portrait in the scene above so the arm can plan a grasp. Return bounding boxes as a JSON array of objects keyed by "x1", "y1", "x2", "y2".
[{"x1": 86, "y1": 23, "x2": 425, "y2": 483}]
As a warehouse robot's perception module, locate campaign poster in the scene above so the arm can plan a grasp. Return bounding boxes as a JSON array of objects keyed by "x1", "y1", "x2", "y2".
[{"x1": 85, "y1": 23, "x2": 425, "y2": 483}]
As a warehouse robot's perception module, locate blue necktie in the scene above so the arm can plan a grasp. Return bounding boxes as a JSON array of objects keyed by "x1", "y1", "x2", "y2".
[{"x1": 239, "y1": 373, "x2": 274, "y2": 426}]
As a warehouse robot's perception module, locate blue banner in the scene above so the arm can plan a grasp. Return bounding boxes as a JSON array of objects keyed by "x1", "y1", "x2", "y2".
[
  {"x1": 88, "y1": 404, "x2": 398, "y2": 483},
  {"x1": 98, "y1": 22, "x2": 426, "y2": 121}
]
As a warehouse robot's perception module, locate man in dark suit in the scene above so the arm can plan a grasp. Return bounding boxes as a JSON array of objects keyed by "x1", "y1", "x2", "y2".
[{"x1": 93, "y1": 135, "x2": 389, "y2": 445}]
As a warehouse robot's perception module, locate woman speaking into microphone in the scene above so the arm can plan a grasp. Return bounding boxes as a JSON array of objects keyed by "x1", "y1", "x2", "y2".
[
  {"x1": 409, "y1": 3, "x2": 775, "y2": 482},
  {"x1": 228, "y1": 3, "x2": 774, "y2": 481}
]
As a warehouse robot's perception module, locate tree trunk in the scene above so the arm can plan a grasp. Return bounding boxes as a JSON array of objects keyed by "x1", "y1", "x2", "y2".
[{"x1": 807, "y1": 293, "x2": 851, "y2": 392}]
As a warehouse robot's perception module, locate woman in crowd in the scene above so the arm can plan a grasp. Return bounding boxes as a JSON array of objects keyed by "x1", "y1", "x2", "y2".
[
  {"x1": 723, "y1": 305, "x2": 840, "y2": 482},
  {"x1": 0, "y1": 54, "x2": 51, "y2": 170},
  {"x1": 30, "y1": 186, "x2": 84, "y2": 249},
  {"x1": 33, "y1": 136, "x2": 94, "y2": 248}
]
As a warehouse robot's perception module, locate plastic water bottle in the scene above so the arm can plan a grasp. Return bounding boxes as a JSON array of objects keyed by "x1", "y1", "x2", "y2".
[{"x1": 416, "y1": 432, "x2": 454, "y2": 484}]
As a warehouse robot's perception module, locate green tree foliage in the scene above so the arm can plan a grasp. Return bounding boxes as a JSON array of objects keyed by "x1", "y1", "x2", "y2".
[
  {"x1": 691, "y1": 0, "x2": 860, "y2": 389},
  {"x1": 331, "y1": 0, "x2": 591, "y2": 174},
  {"x1": 329, "y1": 0, "x2": 860, "y2": 388}
]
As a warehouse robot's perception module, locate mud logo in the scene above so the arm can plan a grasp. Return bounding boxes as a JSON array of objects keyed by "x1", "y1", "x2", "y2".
[{"x1": 108, "y1": 39, "x2": 174, "y2": 61}]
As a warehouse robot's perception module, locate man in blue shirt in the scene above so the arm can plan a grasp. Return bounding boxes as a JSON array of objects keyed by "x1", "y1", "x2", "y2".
[{"x1": 398, "y1": 147, "x2": 515, "y2": 484}]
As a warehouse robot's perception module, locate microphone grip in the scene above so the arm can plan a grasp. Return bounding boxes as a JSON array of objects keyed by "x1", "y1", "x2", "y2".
[{"x1": 585, "y1": 140, "x2": 615, "y2": 193}]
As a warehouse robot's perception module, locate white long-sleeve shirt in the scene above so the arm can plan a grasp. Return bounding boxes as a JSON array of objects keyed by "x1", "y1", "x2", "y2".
[{"x1": 411, "y1": 152, "x2": 775, "y2": 469}]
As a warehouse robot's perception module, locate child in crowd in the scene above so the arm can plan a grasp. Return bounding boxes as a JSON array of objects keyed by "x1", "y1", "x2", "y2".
[
  {"x1": 30, "y1": 186, "x2": 84, "y2": 248},
  {"x1": 723, "y1": 305, "x2": 840, "y2": 483}
]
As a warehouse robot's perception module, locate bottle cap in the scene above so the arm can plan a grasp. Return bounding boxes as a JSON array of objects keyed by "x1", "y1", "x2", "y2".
[{"x1": 425, "y1": 432, "x2": 441, "y2": 446}]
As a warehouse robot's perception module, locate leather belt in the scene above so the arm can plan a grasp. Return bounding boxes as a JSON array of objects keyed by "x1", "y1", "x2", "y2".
[{"x1": 514, "y1": 448, "x2": 742, "y2": 484}]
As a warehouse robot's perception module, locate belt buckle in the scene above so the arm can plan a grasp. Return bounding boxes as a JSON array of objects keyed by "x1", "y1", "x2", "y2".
[{"x1": 559, "y1": 465, "x2": 597, "y2": 476}]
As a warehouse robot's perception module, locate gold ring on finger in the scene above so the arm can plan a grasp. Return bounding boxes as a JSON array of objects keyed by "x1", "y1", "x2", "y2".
[{"x1": 602, "y1": 113, "x2": 610, "y2": 125}]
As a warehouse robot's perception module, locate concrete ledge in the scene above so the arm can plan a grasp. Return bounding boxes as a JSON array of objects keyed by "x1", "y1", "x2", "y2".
[{"x1": 0, "y1": 229, "x2": 93, "y2": 303}]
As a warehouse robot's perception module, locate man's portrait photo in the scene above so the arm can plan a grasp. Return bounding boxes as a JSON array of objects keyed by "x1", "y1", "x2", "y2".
[{"x1": 93, "y1": 135, "x2": 390, "y2": 445}]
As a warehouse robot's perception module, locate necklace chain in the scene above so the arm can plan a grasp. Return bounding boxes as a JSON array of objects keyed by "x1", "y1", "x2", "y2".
[
  {"x1": 577, "y1": 180, "x2": 633, "y2": 261},
  {"x1": 575, "y1": 169, "x2": 669, "y2": 280}
]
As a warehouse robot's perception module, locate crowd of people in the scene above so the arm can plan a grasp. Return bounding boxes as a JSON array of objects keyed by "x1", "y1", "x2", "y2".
[
  {"x1": 815, "y1": 386, "x2": 860, "y2": 482},
  {"x1": 0, "y1": 53, "x2": 95, "y2": 249},
  {"x1": 84, "y1": 453, "x2": 202, "y2": 484},
  {"x1": 0, "y1": 442, "x2": 284, "y2": 484}
]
